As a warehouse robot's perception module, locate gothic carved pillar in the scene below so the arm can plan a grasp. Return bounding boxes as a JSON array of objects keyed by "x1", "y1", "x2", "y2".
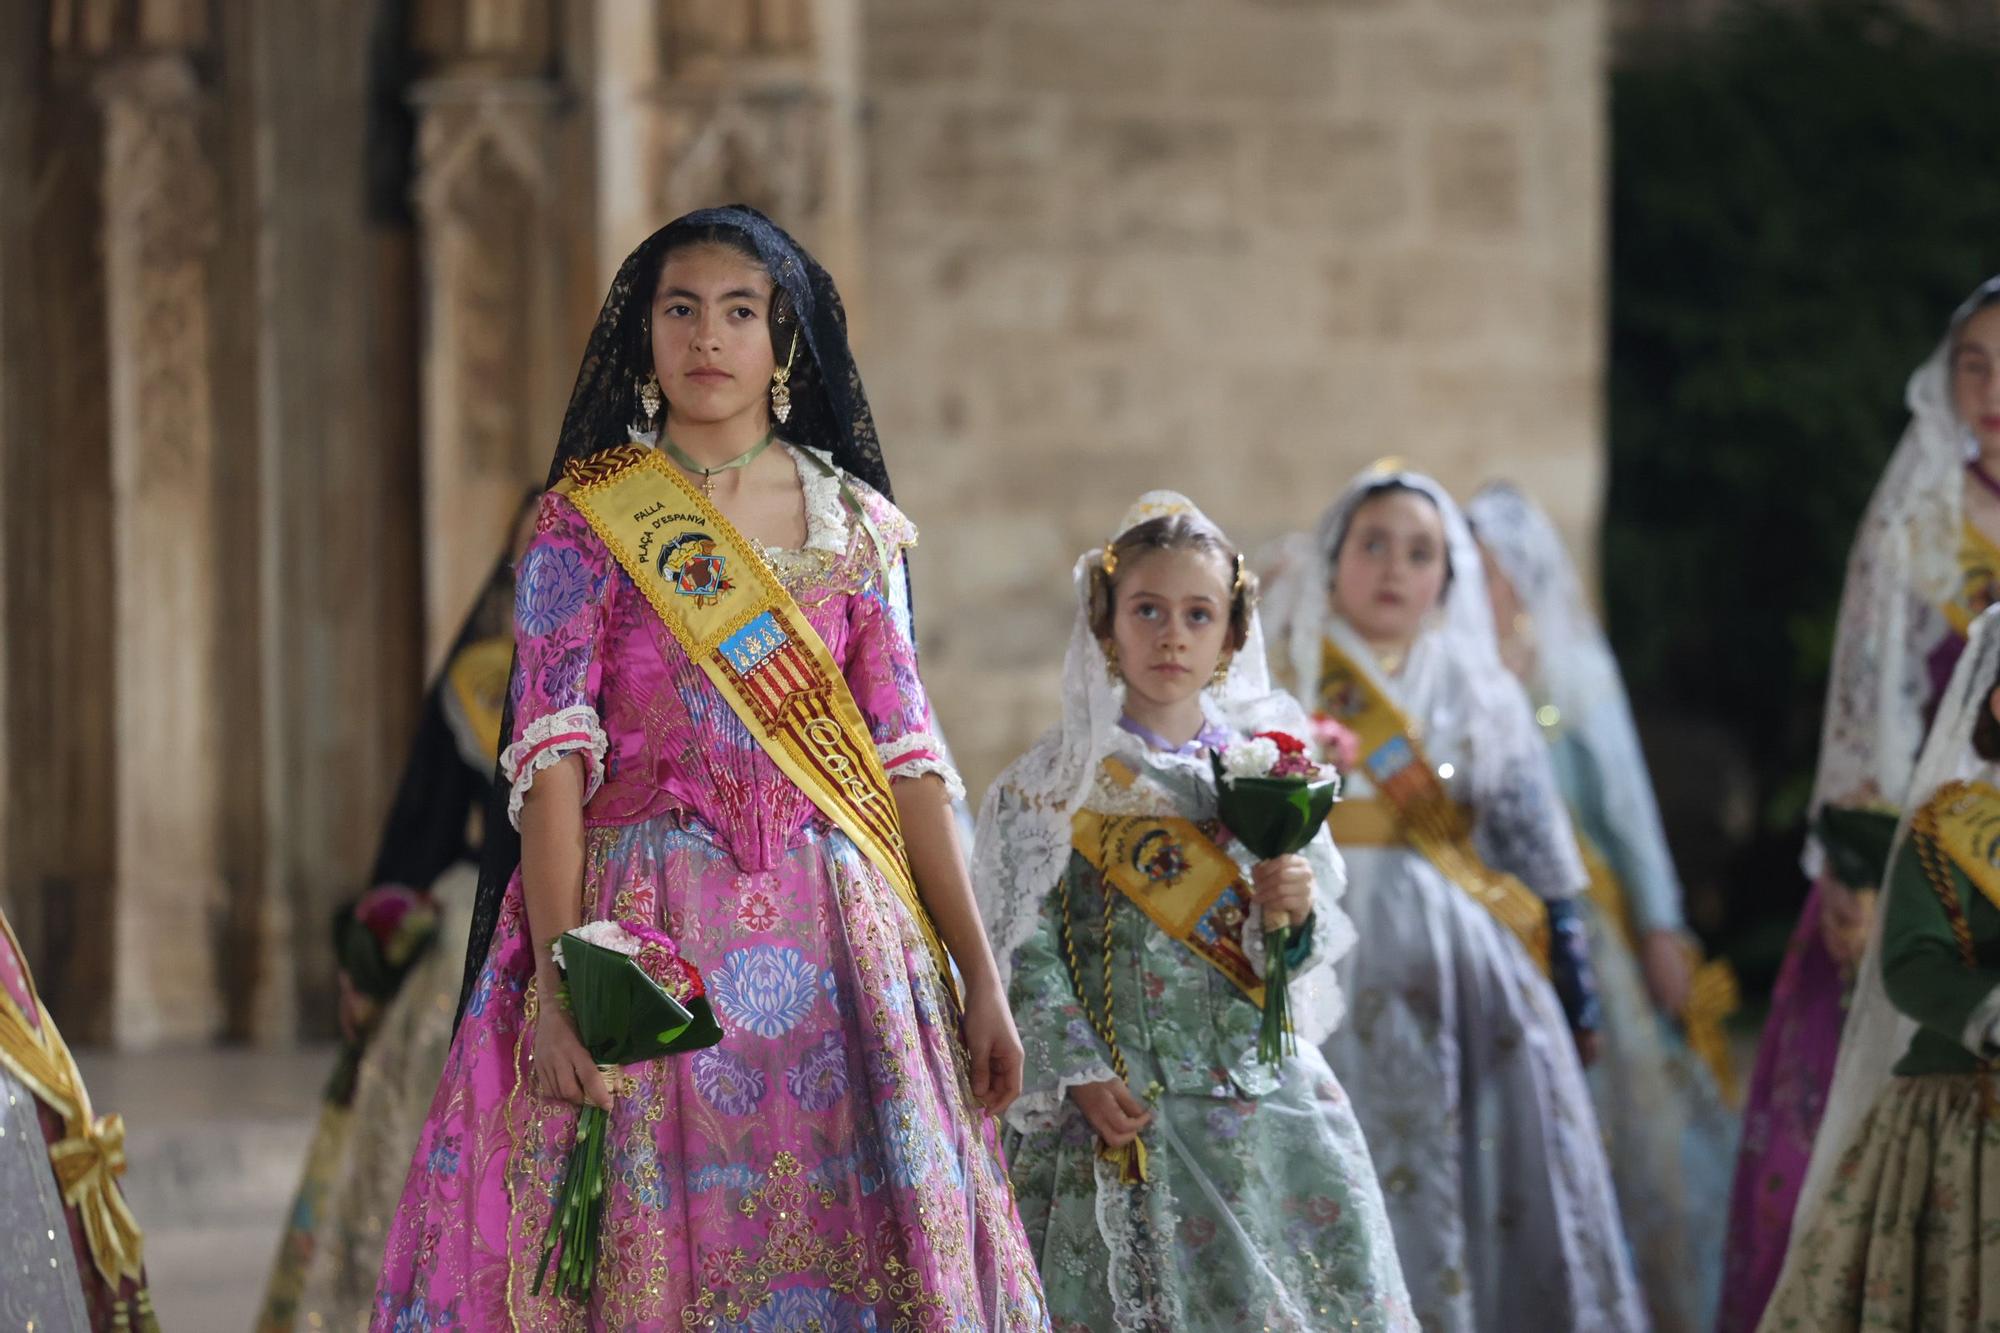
[
  {"x1": 95, "y1": 54, "x2": 224, "y2": 1045},
  {"x1": 625, "y1": 0, "x2": 862, "y2": 302},
  {"x1": 410, "y1": 77, "x2": 565, "y2": 667}
]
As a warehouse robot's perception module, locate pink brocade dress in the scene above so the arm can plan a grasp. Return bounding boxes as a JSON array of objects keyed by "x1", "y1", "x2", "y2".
[{"x1": 371, "y1": 453, "x2": 1049, "y2": 1332}]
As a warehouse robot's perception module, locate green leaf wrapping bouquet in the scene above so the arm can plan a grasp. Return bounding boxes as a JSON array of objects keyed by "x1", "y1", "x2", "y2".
[
  {"x1": 1212, "y1": 731, "x2": 1342, "y2": 1069},
  {"x1": 534, "y1": 918, "x2": 722, "y2": 1300},
  {"x1": 1812, "y1": 805, "x2": 1902, "y2": 893}
]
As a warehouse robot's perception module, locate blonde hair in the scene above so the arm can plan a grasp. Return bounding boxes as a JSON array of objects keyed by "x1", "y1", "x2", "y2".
[{"x1": 1086, "y1": 514, "x2": 1255, "y2": 651}]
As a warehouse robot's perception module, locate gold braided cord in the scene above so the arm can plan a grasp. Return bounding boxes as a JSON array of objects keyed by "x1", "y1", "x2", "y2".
[
  {"x1": 1912, "y1": 800, "x2": 1980, "y2": 971},
  {"x1": 1057, "y1": 869, "x2": 1147, "y2": 1182},
  {"x1": 1058, "y1": 871, "x2": 1128, "y2": 1084},
  {"x1": 1909, "y1": 792, "x2": 1998, "y2": 1115}
]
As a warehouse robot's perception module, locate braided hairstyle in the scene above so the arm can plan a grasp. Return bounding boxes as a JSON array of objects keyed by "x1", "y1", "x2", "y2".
[{"x1": 1086, "y1": 513, "x2": 1257, "y2": 655}]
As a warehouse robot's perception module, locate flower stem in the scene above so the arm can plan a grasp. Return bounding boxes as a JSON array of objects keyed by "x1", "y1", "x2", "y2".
[{"x1": 1259, "y1": 925, "x2": 1295, "y2": 1068}]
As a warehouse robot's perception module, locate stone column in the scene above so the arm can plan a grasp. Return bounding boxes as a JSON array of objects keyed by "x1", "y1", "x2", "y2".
[
  {"x1": 618, "y1": 0, "x2": 860, "y2": 285},
  {"x1": 582, "y1": 0, "x2": 861, "y2": 302},
  {"x1": 95, "y1": 54, "x2": 225, "y2": 1045},
  {"x1": 410, "y1": 76, "x2": 566, "y2": 669},
  {"x1": 0, "y1": 0, "x2": 32, "y2": 929}
]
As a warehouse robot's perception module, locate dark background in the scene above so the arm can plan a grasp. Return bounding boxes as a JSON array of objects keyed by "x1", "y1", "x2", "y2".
[{"x1": 1607, "y1": 0, "x2": 2000, "y2": 996}]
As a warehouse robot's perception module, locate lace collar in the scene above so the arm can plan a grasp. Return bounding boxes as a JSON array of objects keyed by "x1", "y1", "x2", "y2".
[{"x1": 782, "y1": 443, "x2": 848, "y2": 556}]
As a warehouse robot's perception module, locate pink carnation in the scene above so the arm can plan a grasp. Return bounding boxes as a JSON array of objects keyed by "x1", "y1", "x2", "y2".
[
  {"x1": 354, "y1": 884, "x2": 437, "y2": 965},
  {"x1": 619, "y1": 918, "x2": 706, "y2": 1004},
  {"x1": 1309, "y1": 713, "x2": 1362, "y2": 776}
]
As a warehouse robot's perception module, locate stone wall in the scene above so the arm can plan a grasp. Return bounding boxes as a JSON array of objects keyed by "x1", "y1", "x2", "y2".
[
  {"x1": 862, "y1": 0, "x2": 1609, "y2": 797},
  {"x1": 1, "y1": 0, "x2": 1607, "y2": 1040}
]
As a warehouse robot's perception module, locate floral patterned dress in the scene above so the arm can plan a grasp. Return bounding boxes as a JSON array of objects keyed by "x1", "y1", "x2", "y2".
[
  {"x1": 1759, "y1": 787, "x2": 2000, "y2": 1333},
  {"x1": 1000, "y1": 735, "x2": 1413, "y2": 1333},
  {"x1": 371, "y1": 447, "x2": 1048, "y2": 1331}
]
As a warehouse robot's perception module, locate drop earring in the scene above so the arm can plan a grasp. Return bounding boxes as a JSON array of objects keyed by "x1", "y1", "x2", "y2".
[
  {"x1": 770, "y1": 329, "x2": 799, "y2": 426},
  {"x1": 632, "y1": 371, "x2": 663, "y2": 445}
]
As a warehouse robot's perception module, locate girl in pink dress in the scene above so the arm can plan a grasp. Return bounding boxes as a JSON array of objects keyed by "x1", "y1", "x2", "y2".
[{"x1": 372, "y1": 207, "x2": 1048, "y2": 1330}]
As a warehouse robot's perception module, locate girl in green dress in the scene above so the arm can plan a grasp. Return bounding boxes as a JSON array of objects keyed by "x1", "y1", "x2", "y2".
[
  {"x1": 974, "y1": 491, "x2": 1413, "y2": 1333},
  {"x1": 1762, "y1": 601, "x2": 2000, "y2": 1331}
]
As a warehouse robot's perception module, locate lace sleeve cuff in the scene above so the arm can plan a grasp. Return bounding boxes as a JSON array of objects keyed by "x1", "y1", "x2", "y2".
[
  {"x1": 501, "y1": 704, "x2": 609, "y2": 830},
  {"x1": 1964, "y1": 982, "x2": 2000, "y2": 1058},
  {"x1": 879, "y1": 731, "x2": 965, "y2": 803},
  {"x1": 1006, "y1": 1063, "x2": 1116, "y2": 1136}
]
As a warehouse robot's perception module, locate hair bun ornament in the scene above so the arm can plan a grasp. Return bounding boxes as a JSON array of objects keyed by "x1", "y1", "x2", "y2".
[{"x1": 1111, "y1": 489, "x2": 1201, "y2": 540}]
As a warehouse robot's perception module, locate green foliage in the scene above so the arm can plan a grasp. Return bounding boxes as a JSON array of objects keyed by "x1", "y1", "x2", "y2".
[{"x1": 1607, "y1": 1, "x2": 2000, "y2": 859}]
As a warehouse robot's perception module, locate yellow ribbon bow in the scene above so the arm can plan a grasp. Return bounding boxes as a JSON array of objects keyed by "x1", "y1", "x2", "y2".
[
  {"x1": 0, "y1": 915, "x2": 147, "y2": 1285},
  {"x1": 49, "y1": 1109, "x2": 146, "y2": 1284}
]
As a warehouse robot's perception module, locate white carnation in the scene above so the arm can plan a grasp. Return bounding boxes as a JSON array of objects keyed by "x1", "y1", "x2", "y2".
[
  {"x1": 553, "y1": 919, "x2": 643, "y2": 969},
  {"x1": 1221, "y1": 737, "x2": 1281, "y2": 782}
]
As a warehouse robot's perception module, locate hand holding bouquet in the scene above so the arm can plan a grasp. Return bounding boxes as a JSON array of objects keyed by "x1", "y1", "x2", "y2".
[
  {"x1": 327, "y1": 884, "x2": 440, "y2": 1104},
  {"x1": 535, "y1": 919, "x2": 722, "y2": 1301},
  {"x1": 1214, "y1": 731, "x2": 1341, "y2": 1068}
]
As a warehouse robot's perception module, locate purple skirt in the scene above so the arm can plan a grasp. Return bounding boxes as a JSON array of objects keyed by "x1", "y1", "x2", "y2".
[{"x1": 1714, "y1": 882, "x2": 1849, "y2": 1333}]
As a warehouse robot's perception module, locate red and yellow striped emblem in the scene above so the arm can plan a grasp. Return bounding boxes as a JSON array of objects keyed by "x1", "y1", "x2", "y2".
[{"x1": 557, "y1": 449, "x2": 955, "y2": 1001}]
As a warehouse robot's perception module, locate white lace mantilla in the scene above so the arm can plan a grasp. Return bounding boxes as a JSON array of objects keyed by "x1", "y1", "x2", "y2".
[
  {"x1": 501, "y1": 704, "x2": 609, "y2": 829},
  {"x1": 1467, "y1": 481, "x2": 1689, "y2": 932},
  {"x1": 1804, "y1": 292, "x2": 1992, "y2": 876}
]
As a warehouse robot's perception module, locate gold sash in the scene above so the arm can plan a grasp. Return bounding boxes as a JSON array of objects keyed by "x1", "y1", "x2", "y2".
[
  {"x1": 1946, "y1": 521, "x2": 2000, "y2": 636},
  {"x1": 1070, "y1": 761, "x2": 1265, "y2": 1007},
  {"x1": 1914, "y1": 778, "x2": 2000, "y2": 916},
  {"x1": 1317, "y1": 637, "x2": 1551, "y2": 973},
  {"x1": 0, "y1": 914, "x2": 146, "y2": 1287},
  {"x1": 556, "y1": 446, "x2": 953, "y2": 998},
  {"x1": 444, "y1": 634, "x2": 514, "y2": 762}
]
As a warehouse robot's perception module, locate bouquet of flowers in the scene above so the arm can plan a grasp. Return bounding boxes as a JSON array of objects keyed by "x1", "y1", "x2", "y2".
[
  {"x1": 535, "y1": 919, "x2": 723, "y2": 1301},
  {"x1": 328, "y1": 884, "x2": 440, "y2": 1104},
  {"x1": 1213, "y1": 731, "x2": 1342, "y2": 1067}
]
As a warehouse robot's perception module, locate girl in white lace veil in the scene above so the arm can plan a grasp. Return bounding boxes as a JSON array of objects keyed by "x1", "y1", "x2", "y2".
[
  {"x1": 1807, "y1": 276, "x2": 2000, "y2": 847},
  {"x1": 975, "y1": 493, "x2": 1343, "y2": 1032},
  {"x1": 1763, "y1": 604, "x2": 2000, "y2": 1326},
  {"x1": 976, "y1": 491, "x2": 1413, "y2": 1333},
  {"x1": 1718, "y1": 276, "x2": 2000, "y2": 1333},
  {"x1": 1258, "y1": 461, "x2": 1644, "y2": 1332},
  {"x1": 1467, "y1": 481, "x2": 1687, "y2": 941},
  {"x1": 1468, "y1": 480, "x2": 1740, "y2": 1332},
  {"x1": 1262, "y1": 464, "x2": 1594, "y2": 954}
]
